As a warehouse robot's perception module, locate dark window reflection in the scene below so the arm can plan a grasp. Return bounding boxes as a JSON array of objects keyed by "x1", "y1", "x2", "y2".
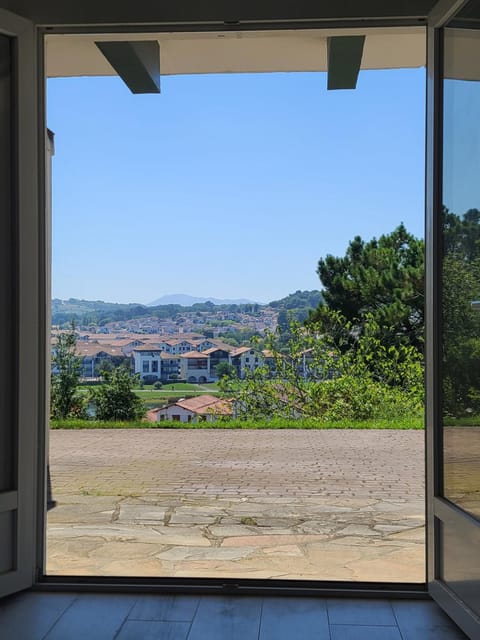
[
  {"x1": 442, "y1": 28, "x2": 480, "y2": 520},
  {"x1": 0, "y1": 34, "x2": 14, "y2": 493}
]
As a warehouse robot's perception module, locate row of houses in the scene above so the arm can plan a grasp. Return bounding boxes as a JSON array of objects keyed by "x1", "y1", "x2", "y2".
[
  {"x1": 133, "y1": 344, "x2": 269, "y2": 383},
  {"x1": 51, "y1": 331, "x2": 270, "y2": 382}
]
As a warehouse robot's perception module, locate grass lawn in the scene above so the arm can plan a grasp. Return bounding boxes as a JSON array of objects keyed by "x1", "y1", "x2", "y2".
[
  {"x1": 51, "y1": 416, "x2": 424, "y2": 430},
  {"x1": 78, "y1": 383, "x2": 221, "y2": 406},
  {"x1": 142, "y1": 382, "x2": 220, "y2": 392},
  {"x1": 136, "y1": 391, "x2": 206, "y2": 404}
]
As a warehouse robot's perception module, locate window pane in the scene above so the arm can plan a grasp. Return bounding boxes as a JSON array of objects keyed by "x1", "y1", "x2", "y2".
[
  {"x1": 0, "y1": 34, "x2": 14, "y2": 492},
  {"x1": 442, "y1": 27, "x2": 480, "y2": 520}
]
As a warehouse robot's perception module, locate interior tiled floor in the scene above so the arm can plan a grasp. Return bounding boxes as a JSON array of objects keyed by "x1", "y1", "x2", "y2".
[{"x1": 0, "y1": 590, "x2": 469, "y2": 639}]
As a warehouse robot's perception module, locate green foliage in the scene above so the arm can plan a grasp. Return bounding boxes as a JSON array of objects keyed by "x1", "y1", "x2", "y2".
[
  {"x1": 89, "y1": 367, "x2": 145, "y2": 421},
  {"x1": 50, "y1": 416, "x2": 423, "y2": 430},
  {"x1": 442, "y1": 207, "x2": 480, "y2": 416},
  {"x1": 221, "y1": 314, "x2": 423, "y2": 423},
  {"x1": 153, "y1": 381, "x2": 163, "y2": 390},
  {"x1": 269, "y1": 289, "x2": 323, "y2": 310},
  {"x1": 310, "y1": 224, "x2": 424, "y2": 351},
  {"x1": 269, "y1": 290, "x2": 323, "y2": 323},
  {"x1": 50, "y1": 323, "x2": 86, "y2": 419},
  {"x1": 215, "y1": 362, "x2": 237, "y2": 380}
]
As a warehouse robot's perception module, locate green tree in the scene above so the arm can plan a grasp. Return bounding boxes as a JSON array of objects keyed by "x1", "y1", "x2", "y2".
[
  {"x1": 215, "y1": 362, "x2": 237, "y2": 380},
  {"x1": 50, "y1": 323, "x2": 84, "y2": 419},
  {"x1": 441, "y1": 207, "x2": 480, "y2": 416},
  {"x1": 221, "y1": 316, "x2": 423, "y2": 422},
  {"x1": 89, "y1": 367, "x2": 144, "y2": 421},
  {"x1": 310, "y1": 224, "x2": 424, "y2": 351}
]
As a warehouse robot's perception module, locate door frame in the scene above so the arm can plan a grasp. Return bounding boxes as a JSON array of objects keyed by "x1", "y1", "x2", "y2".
[
  {"x1": 34, "y1": 20, "x2": 431, "y2": 596},
  {"x1": 0, "y1": 8, "x2": 43, "y2": 598},
  {"x1": 426, "y1": 1, "x2": 480, "y2": 637}
]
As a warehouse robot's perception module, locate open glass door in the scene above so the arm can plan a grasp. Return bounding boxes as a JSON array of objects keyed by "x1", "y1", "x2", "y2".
[
  {"x1": 427, "y1": 1, "x2": 480, "y2": 637},
  {"x1": 0, "y1": 9, "x2": 41, "y2": 597}
]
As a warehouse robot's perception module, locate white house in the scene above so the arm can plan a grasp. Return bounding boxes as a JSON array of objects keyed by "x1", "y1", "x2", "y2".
[
  {"x1": 180, "y1": 351, "x2": 210, "y2": 383},
  {"x1": 230, "y1": 346, "x2": 264, "y2": 378},
  {"x1": 132, "y1": 346, "x2": 181, "y2": 382},
  {"x1": 152, "y1": 395, "x2": 232, "y2": 423}
]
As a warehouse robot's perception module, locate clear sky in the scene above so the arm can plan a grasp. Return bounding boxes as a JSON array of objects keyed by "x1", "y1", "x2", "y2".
[
  {"x1": 443, "y1": 78, "x2": 480, "y2": 216},
  {"x1": 48, "y1": 67, "x2": 426, "y2": 305}
]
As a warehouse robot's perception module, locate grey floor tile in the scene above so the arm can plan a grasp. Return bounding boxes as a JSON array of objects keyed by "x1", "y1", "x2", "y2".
[
  {"x1": 260, "y1": 597, "x2": 330, "y2": 640},
  {"x1": 0, "y1": 592, "x2": 76, "y2": 640},
  {"x1": 327, "y1": 598, "x2": 396, "y2": 626},
  {"x1": 44, "y1": 594, "x2": 137, "y2": 640},
  {"x1": 187, "y1": 596, "x2": 262, "y2": 640},
  {"x1": 330, "y1": 625, "x2": 402, "y2": 640},
  {"x1": 115, "y1": 620, "x2": 190, "y2": 640},
  {"x1": 392, "y1": 600, "x2": 469, "y2": 640},
  {"x1": 128, "y1": 595, "x2": 199, "y2": 621}
]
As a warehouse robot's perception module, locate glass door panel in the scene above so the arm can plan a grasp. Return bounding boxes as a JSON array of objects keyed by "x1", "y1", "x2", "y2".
[
  {"x1": 442, "y1": 27, "x2": 480, "y2": 521},
  {"x1": 426, "y1": 3, "x2": 480, "y2": 636}
]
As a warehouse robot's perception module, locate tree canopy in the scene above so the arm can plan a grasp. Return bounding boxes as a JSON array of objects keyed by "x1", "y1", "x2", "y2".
[
  {"x1": 50, "y1": 323, "x2": 85, "y2": 419},
  {"x1": 441, "y1": 207, "x2": 480, "y2": 416},
  {"x1": 310, "y1": 224, "x2": 424, "y2": 351},
  {"x1": 89, "y1": 367, "x2": 145, "y2": 421}
]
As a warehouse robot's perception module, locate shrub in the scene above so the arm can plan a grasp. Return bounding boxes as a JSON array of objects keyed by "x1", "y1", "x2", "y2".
[{"x1": 89, "y1": 367, "x2": 145, "y2": 421}]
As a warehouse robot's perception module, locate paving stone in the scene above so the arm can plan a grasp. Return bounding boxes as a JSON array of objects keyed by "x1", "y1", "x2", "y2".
[
  {"x1": 262, "y1": 545, "x2": 304, "y2": 556},
  {"x1": 373, "y1": 524, "x2": 413, "y2": 533},
  {"x1": 47, "y1": 504, "x2": 115, "y2": 524},
  {"x1": 209, "y1": 525, "x2": 259, "y2": 537},
  {"x1": 117, "y1": 505, "x2": 167, "y2": 524},
  {"x1": 156, "y1": 546, "x2": 256, "y2": 561},
  {"x1": 295, "y1": 521, "x2": 337, "y2": 535},
  {"x1": 386, "y1": 527, "x2": 425, "y2": 542},
  {"x1": 169, "y1": 515, "x2": 217, "y2": 525},
  {"x1": 222, "y1": 534, "x2": 328, "y2": 548},
  {"x1": 337, "y1": 525, "x2": 382, "y2": 537},
  {"x1": 47, "y1": 429, "x2": 425, "y2": 582}
]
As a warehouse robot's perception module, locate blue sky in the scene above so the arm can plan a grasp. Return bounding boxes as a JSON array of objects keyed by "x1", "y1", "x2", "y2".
[
  {"x1": 48, "y1": 67, "x2": 426, "y2": 305},
  {"x1": 443, "y1": 78, "x2": 480, "y2": 216}
]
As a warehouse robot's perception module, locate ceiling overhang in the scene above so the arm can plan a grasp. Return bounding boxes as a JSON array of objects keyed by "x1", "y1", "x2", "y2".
[{"x1": 45, "y1": 27, "x2": 426, "y2": 79}]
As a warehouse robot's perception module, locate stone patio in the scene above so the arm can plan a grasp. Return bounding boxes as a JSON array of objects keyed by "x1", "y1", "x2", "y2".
[{"x1": 47, "y1": 429, "x2": 425, "y2": 581}]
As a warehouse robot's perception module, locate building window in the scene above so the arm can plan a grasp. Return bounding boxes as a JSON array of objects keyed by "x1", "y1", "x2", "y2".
[
  {"x1": 143, "y1": 361, "x2": 149, "y2": 373},
  {"x1": 152, "y1": 360, "x2": 158, "y2": 373}
]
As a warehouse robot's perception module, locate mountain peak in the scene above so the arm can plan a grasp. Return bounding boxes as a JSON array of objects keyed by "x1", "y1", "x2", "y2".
[{"x1": 147, "y1": 294, "x2": 262, "y2": 307}]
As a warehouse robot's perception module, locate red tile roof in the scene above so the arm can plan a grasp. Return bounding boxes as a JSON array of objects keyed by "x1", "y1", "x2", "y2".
[
  {"x1": 180, "y1": 351, "x2": 210, "y2": 359},
  {"x1": 175, "y1": 395, "x2": 232, "y2": 416}
]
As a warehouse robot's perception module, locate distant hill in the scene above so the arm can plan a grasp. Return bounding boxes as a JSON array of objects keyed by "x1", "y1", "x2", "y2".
[
  {"x1": 148, "y1": 294, "x2": 261, "y2": 306},
  {"x1": 51, "y1": 290, "x2": 322, "y2": 327},
  {"x1": 268, "y1": 290, "x2": 323, "y2": 323},
  {"x1": 268, "y1": 290, "x2": 323, "y2": 310},
  {"x1": 51, "y1": 298, "x2": 149, "y2": 326}
]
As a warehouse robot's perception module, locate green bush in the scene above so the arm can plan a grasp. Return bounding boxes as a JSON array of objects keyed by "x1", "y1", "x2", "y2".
[
  {"x1": 309, "y1": 375, "x2": 422, "y2": 422},
  {"x1": 89, "y1": 367, "x2": 145, "y2": 421},
  {"x1": 222, "y1": 313, "x2": 424, "y2": 423}
]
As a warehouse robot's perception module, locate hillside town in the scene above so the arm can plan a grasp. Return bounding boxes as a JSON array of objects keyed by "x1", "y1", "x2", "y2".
[{"x1": 52, "y1": 304, "x2": 279, "y2": 337}]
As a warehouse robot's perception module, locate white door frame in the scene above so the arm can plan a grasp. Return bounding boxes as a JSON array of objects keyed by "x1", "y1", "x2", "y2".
[{"x1": 0, "y1": 8, "x2": 43, "y2": 598}]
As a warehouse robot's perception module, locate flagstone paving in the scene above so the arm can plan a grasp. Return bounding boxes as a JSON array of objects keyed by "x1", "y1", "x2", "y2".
[{"x1": 47, "y1": 429, "x2": 425, "y2": 581}]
